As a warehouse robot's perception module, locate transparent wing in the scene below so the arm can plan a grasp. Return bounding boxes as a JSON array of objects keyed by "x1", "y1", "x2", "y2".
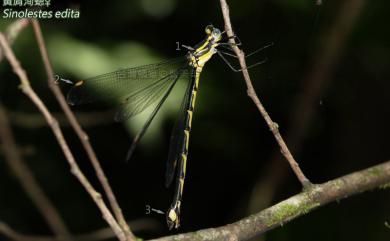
[
  {"x1": 165, "y1": 72, "x2": 194, "y2": 188},
  {"x1": 66, "y1": 57, "x2": 189, "y2": 121},
  {"x1": 125, "y1": 68, "x2": 187, "y2": 161}
]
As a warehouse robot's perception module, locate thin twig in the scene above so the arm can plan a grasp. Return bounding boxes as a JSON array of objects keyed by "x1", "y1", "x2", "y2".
[
  {"x1": 248, "y1": 0, "x2": 365, "y2": 213},
  {"x1": 218, "y1": 0, "x2": 311, "y2": 187},
  {"x1": 9, "y1": 110, "x2": 115, "y2": 128},
  {"x1": 0, "y1": 33, "x2": 127, "y2": 241},
  {"x1": 150, "y1": 159, "x2": 390, "y2": 241},
  {"x1": 0, "y1": 19, "x2": 29, "y2": 63},
  {"x1": 74, "y1": 218, "x2": 160, "y2": 241},
  {"x1": 0, "y1": 221, "x2": 52, "y2": 241},
  {"x1": 0, "y1": 218, "x2": 161, "y2": 241},
  {"x1": 30, "y1": 20, "x2": 135, "y2": 241},
  {"x1": 0, "y1": 104, "x2": 72, "y2": 240}
]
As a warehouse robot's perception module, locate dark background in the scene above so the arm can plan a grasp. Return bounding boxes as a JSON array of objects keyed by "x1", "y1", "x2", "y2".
[{"x1": 0, "y1": 0, "x2": 389, "y2": 240}]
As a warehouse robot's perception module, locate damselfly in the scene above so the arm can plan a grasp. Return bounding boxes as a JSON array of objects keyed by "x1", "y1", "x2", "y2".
[{"x1": 64, "y1": 25, "x2": 269, "y2": 229}]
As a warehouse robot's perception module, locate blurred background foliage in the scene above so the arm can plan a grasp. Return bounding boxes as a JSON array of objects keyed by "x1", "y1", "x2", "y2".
[{"x1": 0, "y1": 0, "x2": 389, "y2": 240}]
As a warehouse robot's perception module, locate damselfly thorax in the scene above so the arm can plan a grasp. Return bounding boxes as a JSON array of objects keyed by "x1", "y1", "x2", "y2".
[{"x1": 63, "y1": 24, "x2": 270, "y2": 230}]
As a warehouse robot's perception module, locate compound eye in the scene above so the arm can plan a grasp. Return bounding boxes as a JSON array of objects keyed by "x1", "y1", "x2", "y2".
[
  {"x1": 213, "y1": 28, "x2": 221, "y2": 37},
  {"x1": 205, "y1": 25, "x2": 214, "y2": 35}
]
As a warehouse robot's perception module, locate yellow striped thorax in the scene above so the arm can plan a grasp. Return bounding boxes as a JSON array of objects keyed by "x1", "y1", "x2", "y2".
[{"x1": 187, "y1": 25, "x2": 223, "y2": 69}]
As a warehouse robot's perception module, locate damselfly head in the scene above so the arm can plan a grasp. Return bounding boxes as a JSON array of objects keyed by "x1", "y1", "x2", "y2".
[
  {"x1": 205, "y1": 25, "x2": 222, "y2": 42},
  {"x1": 212, "y1": 28, "x2": 222, "y2": 41}
]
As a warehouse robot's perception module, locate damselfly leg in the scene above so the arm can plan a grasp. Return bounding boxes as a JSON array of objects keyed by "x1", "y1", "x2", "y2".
[
  {"x1": 216, "y1": 41, "x2": 274, "y2": 72},
  {"x1": 65, "y1": 25, "x2": 268, "y2": 230}
]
